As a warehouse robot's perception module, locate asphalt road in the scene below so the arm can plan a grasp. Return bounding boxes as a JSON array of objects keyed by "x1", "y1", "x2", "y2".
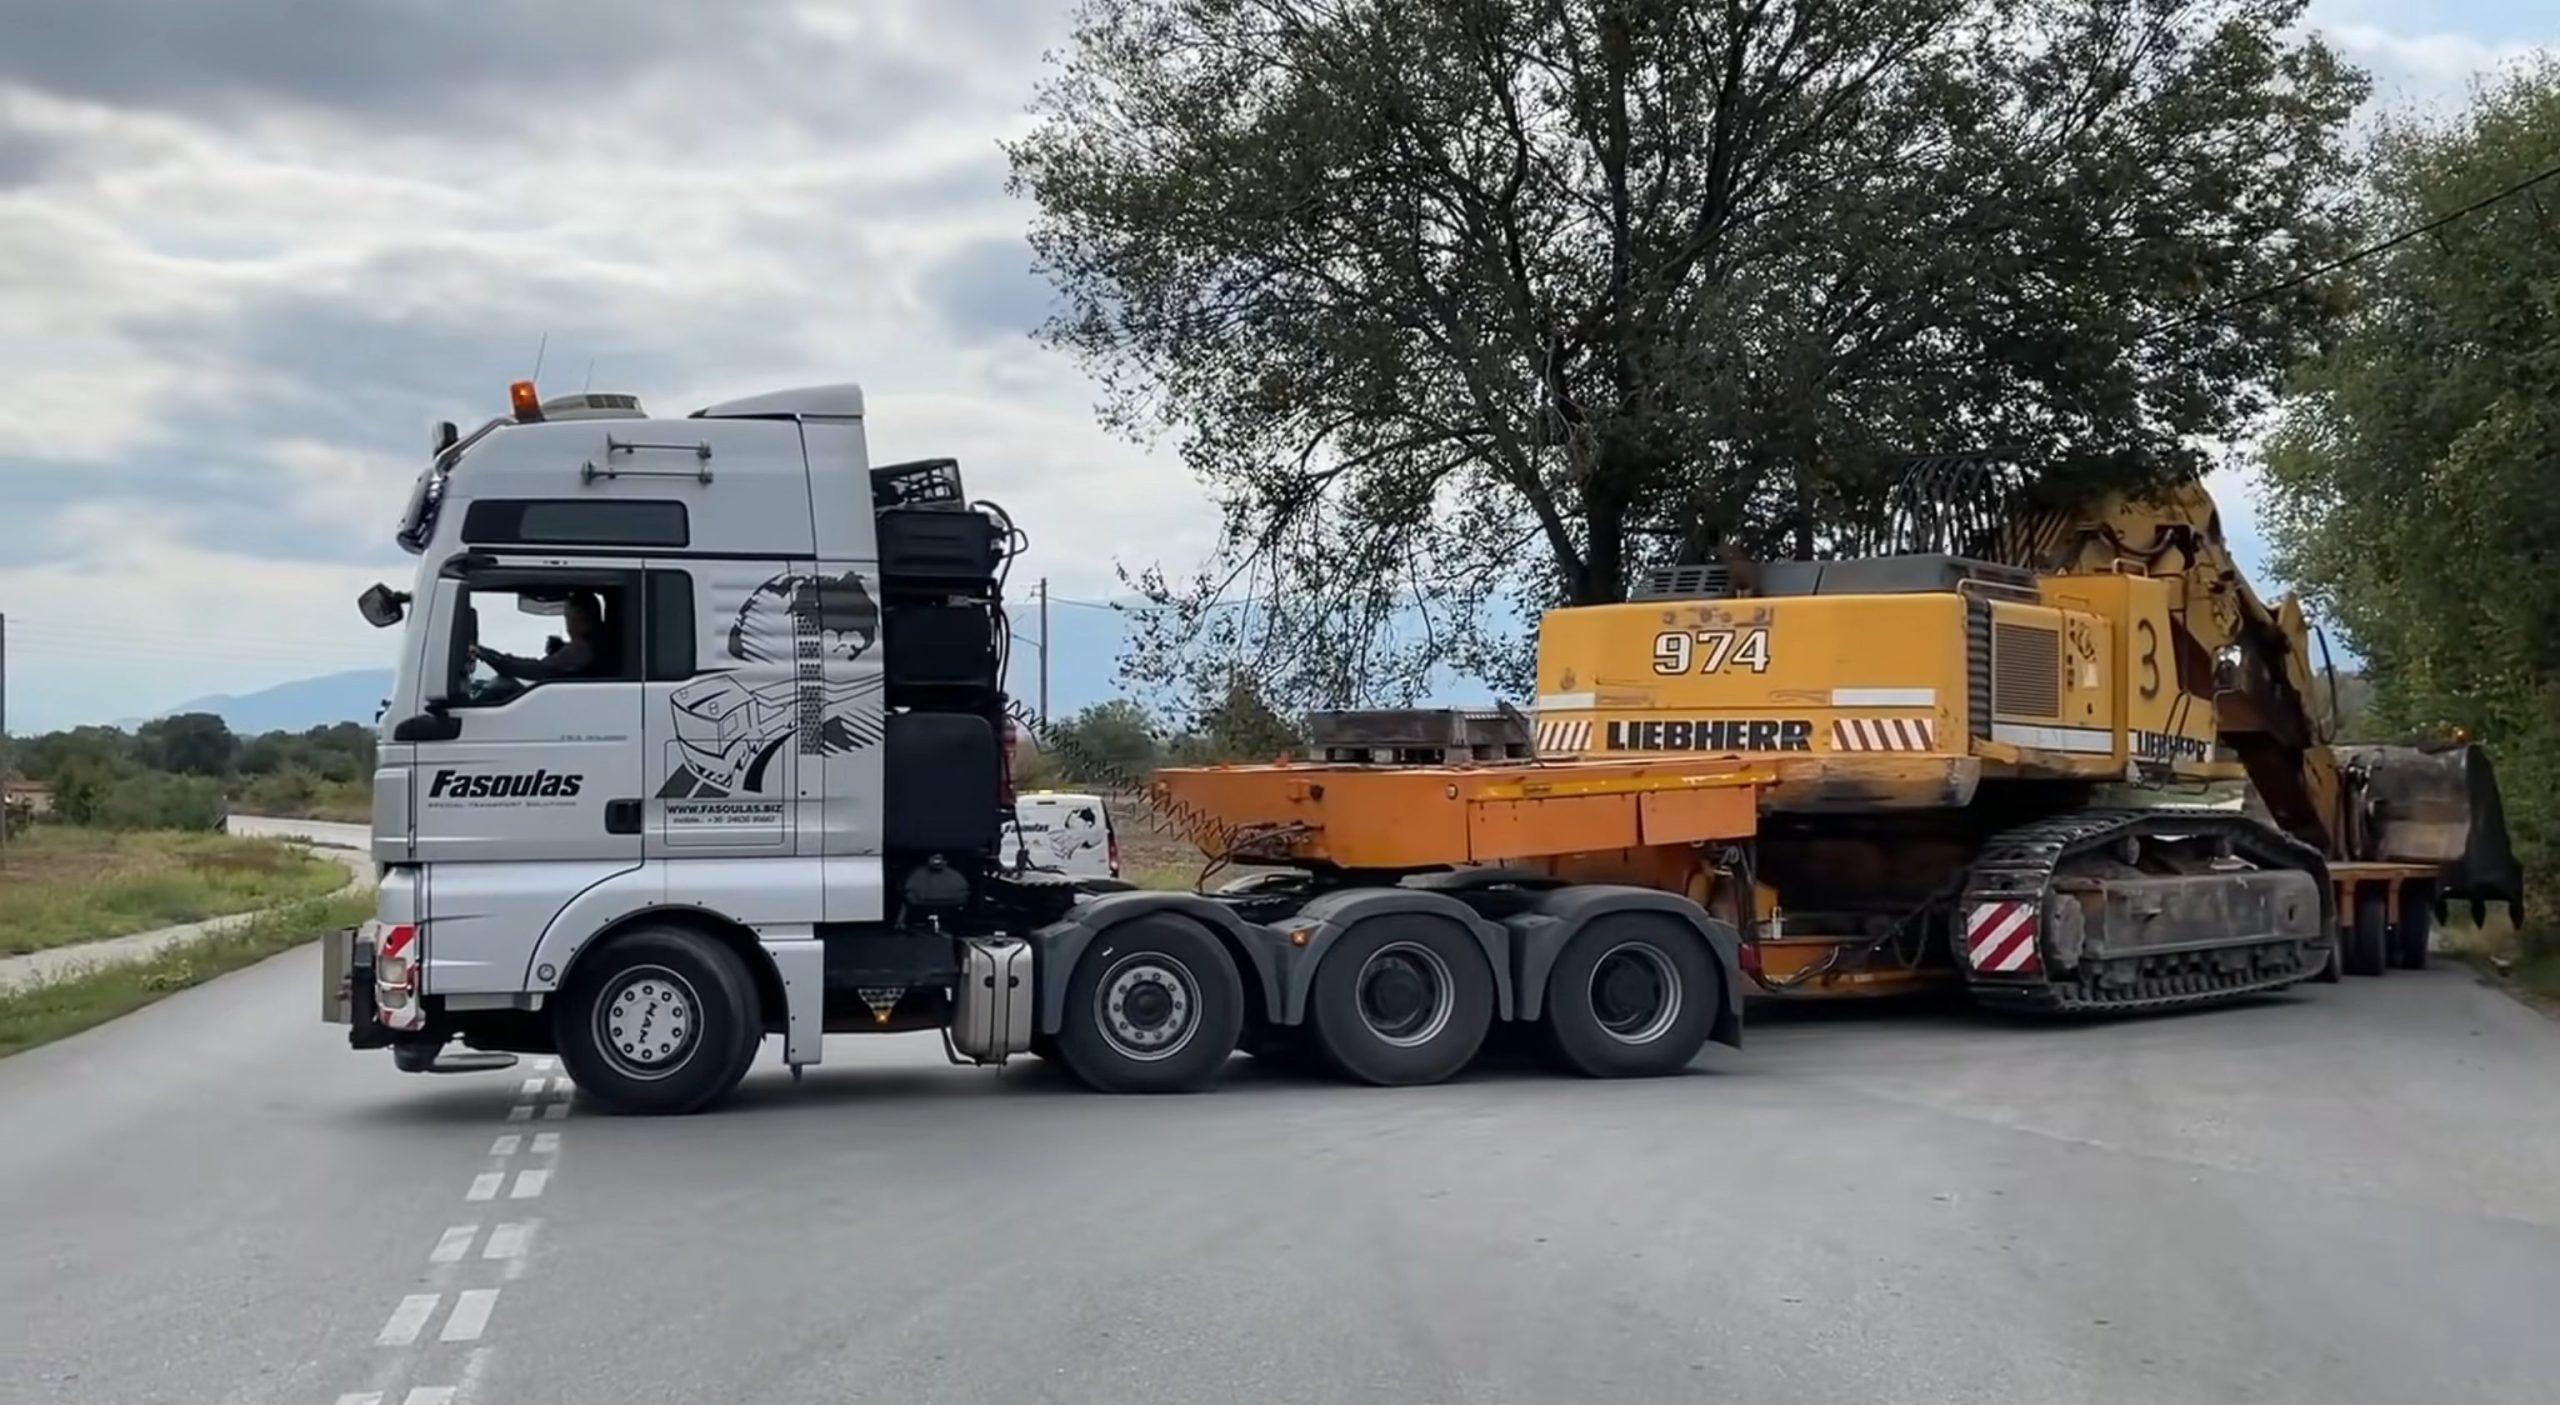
[
  {"x1": 229, "y1": 814, "x2": 374, "y2": 851},
  {"x1": 6, "y1": 901, "x2": 2560, "y2": 1403}
]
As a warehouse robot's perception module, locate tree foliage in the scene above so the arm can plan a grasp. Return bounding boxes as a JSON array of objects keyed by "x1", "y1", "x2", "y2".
[
  {"x1": 6, "y1": 720, "x2": 377, "y2": 830},
  {"x1": 2261, "y1": 58, "x2": 2560, "y2": 930},
  {"x1": 1011, "y1": 0, "x2": 2366, "y2": 708},
  {"x1": 136, "y1": 713, "x2": 240, "y2": 778}
]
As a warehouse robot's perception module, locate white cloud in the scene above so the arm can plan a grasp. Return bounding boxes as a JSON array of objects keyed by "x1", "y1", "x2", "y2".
[
  {"x1": 0, "y1": 0, "x2": 1226, "y2": 730},
  {"x1": 0, "y1": 2, "x2": 2540, "y2": 730}
]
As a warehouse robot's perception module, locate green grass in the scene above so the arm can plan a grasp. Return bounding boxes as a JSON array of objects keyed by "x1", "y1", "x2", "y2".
[
  {"x1": 0, "y1": 828, "x2": 348, "y2": 957},
  {"x1": 0, "y1": 891, "x2": 376, "y2": 1059},
  {"x1": 231, "y1": 774, "x2": 371, "y2": 825}
]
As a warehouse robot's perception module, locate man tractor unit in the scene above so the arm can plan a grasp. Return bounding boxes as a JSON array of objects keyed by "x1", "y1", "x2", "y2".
[{"x1": 327, "y1": 380, "x2": 2520, "y2": 1114}]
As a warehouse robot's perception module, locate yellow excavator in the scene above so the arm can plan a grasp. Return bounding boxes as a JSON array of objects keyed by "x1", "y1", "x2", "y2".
[{"x1": 1156, "y1": 470, "x2": 2522, "y2": 1016}]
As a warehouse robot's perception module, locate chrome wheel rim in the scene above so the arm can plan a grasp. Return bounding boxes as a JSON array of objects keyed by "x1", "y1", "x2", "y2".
[
  {"x1": 1096, "y1": 954, "x2": 1200, "y2": 1062},
  {"x1": 595, "y1": 965, "x2": 702, "y2": 1080},
  {"x1": 1588, "y1": 943, "x2": 1680, "y2": 1045}
]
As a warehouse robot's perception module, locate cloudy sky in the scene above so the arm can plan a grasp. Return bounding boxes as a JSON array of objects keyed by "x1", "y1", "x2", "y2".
[{"x1": 0, "y1": 0, "x2": 2548, "y2": 733}]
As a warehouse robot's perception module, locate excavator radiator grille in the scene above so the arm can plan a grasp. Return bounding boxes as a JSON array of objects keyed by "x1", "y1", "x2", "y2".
[{"x1": 1992, "y1": 622, "x2": 2061, "y2": 717}]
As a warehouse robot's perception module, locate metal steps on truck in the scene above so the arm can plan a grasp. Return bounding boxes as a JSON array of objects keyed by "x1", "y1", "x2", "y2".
[{"x1": 1959, "y1": 807, "x2": 2334, "y2": 1015}]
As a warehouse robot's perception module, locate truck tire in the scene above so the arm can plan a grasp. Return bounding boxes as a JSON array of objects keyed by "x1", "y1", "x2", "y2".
[
  {"x1": 2392, "y1": 884, "x2": 2434, "y2": 971},
  {"x1": 1541, "y1": 913, "x2": 1719, "y2": 1078},
  {"x1": 2344, "y1": 887, "x2": 2389, "y2": 977},
  {"x1": 1305, "y1": 915, "x2": 1494, "y2": 1087},
  {"x1": 553, "y1": 925, "x2": 763, "y2": 1115},
  {"x1": 1056, "y1": 914, "x2": 1244, "y2": 1093}
]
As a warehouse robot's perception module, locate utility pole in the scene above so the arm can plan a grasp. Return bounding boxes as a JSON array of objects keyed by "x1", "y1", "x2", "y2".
[{"x1": 1038, "y1": 578, "x2": 1051, "y2": 722}]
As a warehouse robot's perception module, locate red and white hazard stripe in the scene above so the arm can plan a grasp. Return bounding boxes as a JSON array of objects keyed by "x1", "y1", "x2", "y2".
[
  {"x1": 1832, "y1": 717, "x2": 1938, "y2": 751},
  {"x1": 1536, "y1": 719, "x2": 1593, "y2": 754},
  {"x1": 1965, "y1": 901, "x2": 2042, "y2": 975}
]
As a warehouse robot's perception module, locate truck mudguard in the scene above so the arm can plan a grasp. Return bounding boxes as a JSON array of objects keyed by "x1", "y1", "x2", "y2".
[
  {"x1": 1502, "y1": 885, "x2": 1744, "y2": 1048},
  {"x1": 1030, "y1": 891, "x2": 1289, "y2": 1037},
  {"x1": 1262, "y1": 887, "x2": 1519, "y2": 1025}
]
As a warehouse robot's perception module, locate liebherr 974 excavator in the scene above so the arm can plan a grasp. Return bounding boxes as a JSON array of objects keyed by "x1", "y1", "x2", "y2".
[{"x1": 1155, "y1": 472, "x2": 2523, "y2": 1019}]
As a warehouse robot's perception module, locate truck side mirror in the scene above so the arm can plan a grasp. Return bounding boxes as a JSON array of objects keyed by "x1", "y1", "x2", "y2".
[{"x1": 356, "y1": 583, "x2": 410, "y2": 629}]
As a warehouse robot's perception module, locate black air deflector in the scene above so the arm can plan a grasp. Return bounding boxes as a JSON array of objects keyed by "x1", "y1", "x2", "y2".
[{"x1": 884, "y1": 712, "x2": 1000, "y2": 853}]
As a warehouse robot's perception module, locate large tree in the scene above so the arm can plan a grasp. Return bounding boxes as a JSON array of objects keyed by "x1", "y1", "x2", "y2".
[
  {"x1": 2261, "y1": 58, "x2": 2560, "y2": 932},
  {"x1": 1010, "y1": 0, "x2": 2366, "y2": 710}
]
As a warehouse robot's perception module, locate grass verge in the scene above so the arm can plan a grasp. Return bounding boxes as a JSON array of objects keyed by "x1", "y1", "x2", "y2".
[
  {"x1": 0, "y1": 891, "x2": 376, "y2": 1059},
  {"x1": 0, "y1": 827, "x2": 347, "y2": 957},
  {"x1": 2438, "y1": 911, "x2": 2560, "y2": 1012}
]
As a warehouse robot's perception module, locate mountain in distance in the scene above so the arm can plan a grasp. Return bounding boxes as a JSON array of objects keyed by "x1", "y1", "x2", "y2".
[{"x1": 156, "y1": 669, "x2": 396, "y2": 734}]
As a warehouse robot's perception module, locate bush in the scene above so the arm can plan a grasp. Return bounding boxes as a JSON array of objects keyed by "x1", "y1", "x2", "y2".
[{"x1": 93, "y1": 773, "x2": 228, "y2": 832}]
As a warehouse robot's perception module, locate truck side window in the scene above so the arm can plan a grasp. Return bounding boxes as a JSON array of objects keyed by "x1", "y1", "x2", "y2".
[
  {"x1": 645, "y1": 570, "x2": 697, "y2": 681},
  {"x1": 450, "y1": 575, "x2": 642, "y2": 705}
]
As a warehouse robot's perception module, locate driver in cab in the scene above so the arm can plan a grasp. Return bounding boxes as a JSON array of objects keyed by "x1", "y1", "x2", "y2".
[{"x1": 470, "y1": 589, "x2": 608, "y2": 684}]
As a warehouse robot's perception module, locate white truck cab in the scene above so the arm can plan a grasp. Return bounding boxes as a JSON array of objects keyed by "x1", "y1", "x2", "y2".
[{"x1": 324, "y1": 379, "x2": 1744, "y2": 1114}]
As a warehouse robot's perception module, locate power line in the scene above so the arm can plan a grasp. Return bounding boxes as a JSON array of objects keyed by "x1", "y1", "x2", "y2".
[{"x1": 2150, "y1": 156, "x2": 2560, "y2": 336}]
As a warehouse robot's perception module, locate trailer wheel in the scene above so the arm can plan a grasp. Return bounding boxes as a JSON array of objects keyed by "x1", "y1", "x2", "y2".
[
  {"x1": 1542, "y1": 913, "x2": 1718, "y2": 1078},
  {"x1": 2343, "y1": 887, "x2": 2390, "y2": 977},
  {"x1": 1305, "y1": 916, "x2": 1494, "y2": 1087},
  {"x1": 2392, "y1": 884, "x2": 2434, "y2": 971},
  {"x1": 554, "y1": 925, "x2": 762, "y2": 1115},
  {"x1": 1057, "y1": 915, "x2": 1244, "y2": 1093}
]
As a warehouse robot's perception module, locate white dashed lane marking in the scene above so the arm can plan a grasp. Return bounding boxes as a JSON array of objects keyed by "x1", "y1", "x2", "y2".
[
  {"x1": 490, "y1": 1133, "x2": 522, "y2": 1156},
  {"x1": 532, "y1": 1131, "x2": 561, "y2": 1154},
  {"x1": 428, "y1": 1226, "x2": 477, "y2": 1264},
  {"x1": 532, "y1": 1056, "x2": 555, "y2": 1071},
  {"x1": 542, "y1": 1102, "x2": 569, "y2": 1121},
  {"x1": 376, "y1": 1294, "x2": 440, "y2": 1347},
  {"x1": 519, "y1": 1077, "x2": 547, "y2": 1098},
  {"x1": 465, "y1": 1172, "x2": 504, "y2": 1202},
  {"x1": 505, "y1": 1104, "x2": 534, "y2": 1123},
  {"x1": 337, "y1": 1391, "x2": 455, "y2": 1405},
  {"x1": 510, "y1": 1168, "x2": 551, "y2": 1199},
  {"x1": 440, "y1": 1288, "x2": 501, "y2": 1343},
  {"x1": 484, "y1": 1221, "x2": 537, "y2": 1260}
]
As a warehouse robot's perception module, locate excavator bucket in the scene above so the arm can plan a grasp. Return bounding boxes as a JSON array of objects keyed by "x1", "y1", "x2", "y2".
[{"x1": 2335, "y1": 743, "x2": 2527, "y2": 924}]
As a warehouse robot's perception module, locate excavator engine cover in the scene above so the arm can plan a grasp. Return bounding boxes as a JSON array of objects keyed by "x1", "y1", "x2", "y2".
[{"x1": 2335, "y1": 743, "x2": 2525, "y2": 917}]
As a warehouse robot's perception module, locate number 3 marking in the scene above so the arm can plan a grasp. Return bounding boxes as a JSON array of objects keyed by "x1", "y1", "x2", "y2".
[
  {"x1": 2136, "y1": 619, "x2": 2161, "y2": 699},
  {"x1": 1653, "y1": 627, "x2": 1772, "y2": 676}
]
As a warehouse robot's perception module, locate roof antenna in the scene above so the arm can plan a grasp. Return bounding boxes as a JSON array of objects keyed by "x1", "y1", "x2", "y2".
[
  {"x1": 530, "y1": 331, "x2": 549, "y2": 383},
  {"x1": 582, "y1": 358, "x2": 596, "y2": 393}
]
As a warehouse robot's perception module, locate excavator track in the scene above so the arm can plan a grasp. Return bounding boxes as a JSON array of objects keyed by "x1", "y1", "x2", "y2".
[{"x1": 1959, "y1": 808, "x2": 2334, "y2": 1016}]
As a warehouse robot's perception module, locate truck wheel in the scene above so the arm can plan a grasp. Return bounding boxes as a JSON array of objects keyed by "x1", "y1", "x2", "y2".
[
  {"x1": 2392, "y1": 884, "x2": 2434, "y2": 971},
  {"x1": 1305, "y1": 916, "x2": 1494, "y2": 1086},
  {"x1": 1056, "y1": 915, "x2": 1244, "y2": 1093},
  {"x1": 554, "y1": 925, "x2": 762, "y2": 1115},
  {"x1": 1542, "y1": 914, "x2": 1717, "y2": 1078},
  {"x1": 2343, "y1": 887, "x2": 2389, "y2": 977}
]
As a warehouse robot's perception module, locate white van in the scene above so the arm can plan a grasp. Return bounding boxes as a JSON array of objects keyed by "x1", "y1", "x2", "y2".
[{"x1": 1009, "y1": 791, "x2": 1119, "y2": 879}]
